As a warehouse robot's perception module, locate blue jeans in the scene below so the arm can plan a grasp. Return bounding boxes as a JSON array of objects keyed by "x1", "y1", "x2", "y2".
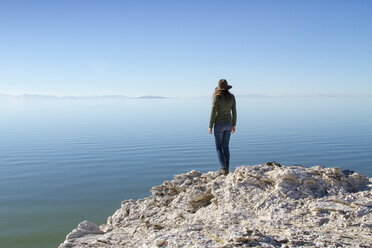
[{"x1": 213, "y1": 122, "x2": 233, "y2": 170}]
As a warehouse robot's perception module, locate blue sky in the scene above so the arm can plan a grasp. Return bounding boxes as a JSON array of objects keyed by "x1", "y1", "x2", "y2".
[{"x1": 0, "y1": 0, "x2": 371, "y2": 97}]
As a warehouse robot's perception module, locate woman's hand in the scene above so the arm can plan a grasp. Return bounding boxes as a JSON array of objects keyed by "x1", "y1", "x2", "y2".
[
  {"x1": 232, "y1": 126, "x2": 236, "y2": 134},
  {"x1": 209, "y1": 128, "x2": 213, "y2": 134}
]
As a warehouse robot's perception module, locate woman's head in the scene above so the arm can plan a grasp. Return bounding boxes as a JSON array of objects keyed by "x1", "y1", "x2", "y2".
[
  {"x1": 217, "y1": 79, "x2": 232, "y2": 90},
  {"x1": 214, "y1": 79, "x2": 233, "y2": 100}
]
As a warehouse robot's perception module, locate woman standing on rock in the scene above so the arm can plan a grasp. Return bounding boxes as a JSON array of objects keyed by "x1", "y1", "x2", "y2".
[{"x1": 209, "y1": 79, "x2": 237, "y2": 175}]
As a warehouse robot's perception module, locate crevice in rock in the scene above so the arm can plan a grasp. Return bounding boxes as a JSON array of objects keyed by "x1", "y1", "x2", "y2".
[{"x1": 189, "y1": 190, "x2": 214, "y2": 213}]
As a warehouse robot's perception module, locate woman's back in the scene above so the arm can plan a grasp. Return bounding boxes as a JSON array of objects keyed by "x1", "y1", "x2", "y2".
[
  {"x1": 213, "y1": 94, "x2": 236, "y2": 124},
  {"x1": 209, "y1": 93, "x2": 237, "y2": 129}
]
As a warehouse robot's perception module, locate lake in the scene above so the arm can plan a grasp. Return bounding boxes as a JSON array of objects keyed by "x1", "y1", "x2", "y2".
[{"x1": 0, "y1": 96, "x2": 371, "y2": 248}]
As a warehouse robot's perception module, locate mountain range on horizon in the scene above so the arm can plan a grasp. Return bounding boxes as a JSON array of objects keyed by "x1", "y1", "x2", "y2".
[
  {"x1": 0, "y1": 93, "x2": 168, "y2": 99},
  {"x1": 0, "y1": 93, "x2": 371, "y2": 99}
]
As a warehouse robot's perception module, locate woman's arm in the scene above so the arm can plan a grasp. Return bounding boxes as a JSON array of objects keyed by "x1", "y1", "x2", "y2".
[
  {"x1": 209, "y1": 96, "x2": 217, "y2": 133},
  {"x1": 232, "y1": 96, "x2": 237, "y2": 133}
]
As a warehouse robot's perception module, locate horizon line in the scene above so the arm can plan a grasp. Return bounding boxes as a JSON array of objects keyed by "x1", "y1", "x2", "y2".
[{"x1": 1, "y1": 92, "x2": 372, "y2": 99}]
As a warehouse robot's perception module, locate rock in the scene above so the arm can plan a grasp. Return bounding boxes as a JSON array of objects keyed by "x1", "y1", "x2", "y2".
[
  {"x1": 59, "y1": 164, "x2": 372, "y2": 247},
  {"x1": 155, "y1": 238, "x2": 166, "y2": 247},
  {"x1": 77, "y1": 220, "x2": 103, "y2": 233},
  {"x1": 66, "y1": 220, "x2": 104, "y2": 240},
  {"x1": 59, "y1": 220, "x2": 104, "y2": 248}
]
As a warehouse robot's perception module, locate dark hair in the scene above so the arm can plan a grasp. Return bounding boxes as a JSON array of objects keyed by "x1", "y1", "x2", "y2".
[{"x1": 213, "y1": 87, "x2": 233, "y2": 101}]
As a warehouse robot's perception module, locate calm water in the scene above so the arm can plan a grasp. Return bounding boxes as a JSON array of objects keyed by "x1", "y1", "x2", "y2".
[{"x1": 0, "y1": 97, "x2": 371, "y2": 248}]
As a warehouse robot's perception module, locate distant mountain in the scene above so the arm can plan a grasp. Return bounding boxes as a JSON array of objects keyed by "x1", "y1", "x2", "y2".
[
  {"x1": 59, "y1": 95, "x2": 128, "y2": 99},
  {"x1": 22, "y1": 94, "x2": 60, "y2": 99},
  {"x1": 0, "y1": 94, "x2": 129, "y2": 99},
  {"x1": 0, "y1": 93, "x2": 169, "y2": 100},
  {"x1": 0, "y1": 93, "x2": 14, "y2": 98},
  {"x1": 236, "y1": 94, "x2": 271, "y2": 98},
  {"x1": 137, "y1": 95, "x2": 167, "y2": 99}
]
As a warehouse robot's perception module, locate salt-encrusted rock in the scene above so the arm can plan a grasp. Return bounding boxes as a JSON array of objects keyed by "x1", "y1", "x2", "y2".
[
  {"x1": 67, "y1": 220, "x2": 104, "y2": 239},
  {"x1": 155, "y1": 238, "x2": 167, "y2": 247},
  {"x1": 59, "y1": 164, "x2": 372, "y2": 247},
  {"x1": 59, "y1": 220, "x2": 104, "y2": 247}
]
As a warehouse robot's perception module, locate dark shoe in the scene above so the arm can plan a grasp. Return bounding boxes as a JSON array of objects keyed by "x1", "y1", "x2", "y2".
[{"x1": 218, "y1": 168, "x2": 229, "y2": 176}]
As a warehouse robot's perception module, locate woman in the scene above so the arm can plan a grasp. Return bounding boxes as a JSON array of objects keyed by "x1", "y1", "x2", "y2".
[{"x1": 209, "y1": 79, "x2": 237, "y2": 175}]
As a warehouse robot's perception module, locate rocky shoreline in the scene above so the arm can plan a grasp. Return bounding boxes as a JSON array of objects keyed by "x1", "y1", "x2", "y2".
[{"x1": 59, "y1": 163, "x2": 372, "y2": 247}]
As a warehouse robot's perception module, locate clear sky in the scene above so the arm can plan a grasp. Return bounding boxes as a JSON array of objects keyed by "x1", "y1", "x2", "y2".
[{"x1": 1, "y1": 0, "x2": 371, "y2": 97}]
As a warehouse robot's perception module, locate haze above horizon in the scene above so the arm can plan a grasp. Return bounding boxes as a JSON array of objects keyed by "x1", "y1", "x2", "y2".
[{"x1": 1, "y1": 0, "x2": 371, "y2": 97}]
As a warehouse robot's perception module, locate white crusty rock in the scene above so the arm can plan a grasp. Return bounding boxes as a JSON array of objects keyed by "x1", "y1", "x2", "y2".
[{"x1": 59, "y1": 163, "x2": 372, "y2": 247}]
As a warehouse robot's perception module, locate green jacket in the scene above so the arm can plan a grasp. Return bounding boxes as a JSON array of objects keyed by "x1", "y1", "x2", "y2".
[{"x1": 209, "y1": 94, "x2": 237, "y2": 128}]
